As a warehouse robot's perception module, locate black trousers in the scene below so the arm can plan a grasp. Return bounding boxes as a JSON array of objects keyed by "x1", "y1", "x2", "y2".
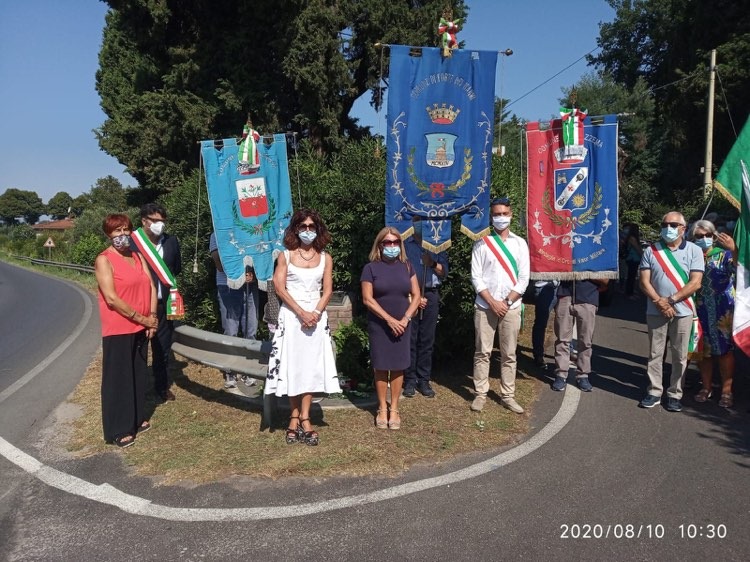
[
  {"x1": 101, "y1": 331, "x2": 147, "y2": 442},
  {"x1": 151, "y1": 301, "x2": 175, "y2": 394},
  {"x1": 405, "y1": 289, "x2": 440, "y2": 387}
]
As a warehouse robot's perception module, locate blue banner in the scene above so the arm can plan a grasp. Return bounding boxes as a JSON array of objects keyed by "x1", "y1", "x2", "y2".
[
  {"x1": 385, "y1": 45, "x2": 498, "y2": 251},
  {"x1": 201, "y1": 134, "x2": 293, "y2": 286}
]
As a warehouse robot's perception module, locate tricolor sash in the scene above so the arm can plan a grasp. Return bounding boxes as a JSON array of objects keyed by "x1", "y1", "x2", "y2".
[
  {"x1": 485, "y1": 233, "x2": 518, "y2": 284},
  {"x1": 651, "y1": 242, "x2": 701, "y2": 352},
  {"x1": 484, "y1": 233, "x2": 524, "y2": 328},
  {"x1": 131, "y1": 227, "x2": 184, "y2": 319}
]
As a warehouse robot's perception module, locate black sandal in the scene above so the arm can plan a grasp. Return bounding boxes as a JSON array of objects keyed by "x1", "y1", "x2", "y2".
[
  {"x1": 286, "y1": 416, "x2": 302, "y2": 444},
  {"x1": 113, "y1": 434, "x2": 135, "y2": 448},
  {"x1": 300, "y1": 418, "x2": 319, "y2": 446}
]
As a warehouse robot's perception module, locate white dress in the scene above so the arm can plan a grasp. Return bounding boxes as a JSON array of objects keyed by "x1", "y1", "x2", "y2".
[{"x1": 265, "y1": 250, "x2": 341, "y2": 397}]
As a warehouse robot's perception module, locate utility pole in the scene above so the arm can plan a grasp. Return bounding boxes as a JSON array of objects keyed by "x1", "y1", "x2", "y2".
[{"x1": 703, "y1": 49, "x2": 717, "y2": 198}]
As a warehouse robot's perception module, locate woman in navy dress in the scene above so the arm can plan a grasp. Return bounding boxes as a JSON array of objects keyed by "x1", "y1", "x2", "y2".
[{"x1": 361, "y1": 227, "x2": 421, "y2": 429}]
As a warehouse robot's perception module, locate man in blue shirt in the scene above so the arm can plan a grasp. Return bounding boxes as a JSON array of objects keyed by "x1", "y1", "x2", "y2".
[{"x1": 403, "y1": 217, "x2": 449, "y2": 398}]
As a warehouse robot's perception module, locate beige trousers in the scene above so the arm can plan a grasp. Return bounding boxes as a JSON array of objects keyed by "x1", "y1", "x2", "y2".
[
  {"x1": 646, "y1": 313, "x2": 692, "y2": 399},
  {"x1": 472, "y1": 305, "x2": 521, "y2": 398}
]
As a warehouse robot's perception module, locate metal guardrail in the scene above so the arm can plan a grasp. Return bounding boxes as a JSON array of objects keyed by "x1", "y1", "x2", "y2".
[
  {"x1": 172, "y1": 325, "x2": 277, "y2": 429},
  {"x1": 11, "y1": 255, "x2": 284, "y2": 428},
  {"x1": 10, "y1": 255, "x2": 94, "y2": 273}
]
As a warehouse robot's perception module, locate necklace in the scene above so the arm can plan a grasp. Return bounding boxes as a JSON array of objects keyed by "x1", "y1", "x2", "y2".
[{"x1": 298, "y1": 248, "x2": 316, "y2": 262}]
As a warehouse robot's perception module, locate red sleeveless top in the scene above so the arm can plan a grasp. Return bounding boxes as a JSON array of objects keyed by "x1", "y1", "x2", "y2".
[{"x1": 97, "y1": 248, "x2": 152, "y2": 337}]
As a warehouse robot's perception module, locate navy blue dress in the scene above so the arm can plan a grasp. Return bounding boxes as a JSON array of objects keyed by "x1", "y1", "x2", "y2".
[{"x1": 361, "y1": 259, "x2": 415, "y2": 371}]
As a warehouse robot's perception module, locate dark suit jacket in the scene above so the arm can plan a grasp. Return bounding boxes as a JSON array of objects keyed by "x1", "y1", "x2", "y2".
[{"x1": 134, "y1": 232, "x2": 182, "y2": 302}]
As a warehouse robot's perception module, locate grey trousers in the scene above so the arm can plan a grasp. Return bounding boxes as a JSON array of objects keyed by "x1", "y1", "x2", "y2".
[
  {"x1": 554, "y1": 297, "x2": 597, "y2": 378},
  {"x1": 646, "y1": 313, "x2": 692, "y2": 399}
]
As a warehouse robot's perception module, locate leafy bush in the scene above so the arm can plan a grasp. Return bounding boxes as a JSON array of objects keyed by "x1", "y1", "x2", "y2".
[
  {"x1": 332, "y1": 316, "x2": 370, "y2": 388},
  {"x1": 71, "y1": 234, "x2": 107, "y2": 266}
]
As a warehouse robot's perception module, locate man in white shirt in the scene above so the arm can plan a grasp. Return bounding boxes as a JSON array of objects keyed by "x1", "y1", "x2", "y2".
[{"x1": 470, "y1": 197, "x2": 530, "y2": 414}]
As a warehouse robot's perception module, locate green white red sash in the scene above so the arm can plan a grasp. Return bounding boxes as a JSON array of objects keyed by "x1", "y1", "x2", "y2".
[
  {"x1": 485, "y1": 233, "x2": 518, "y2": 284},
  {"x1": 651, "y1": 241, "x2": 702, "y2": 352},
  {"x1": 131, "y1": 227, "x2": 185, "y2": 319},
  {"x1": 484, "y1": 233, "x2": 524, "y2": 328}
]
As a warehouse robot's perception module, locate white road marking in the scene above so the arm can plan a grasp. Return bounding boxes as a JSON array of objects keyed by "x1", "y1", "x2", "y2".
[{"x1": 0, "y1": 270, "x2": 580, "y2": 521}]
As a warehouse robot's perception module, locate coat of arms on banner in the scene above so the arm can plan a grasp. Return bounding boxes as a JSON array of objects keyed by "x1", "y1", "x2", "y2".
[
  {"x1": 526, "y1": 114, "x2": 619, "y2": 279},
  {"x1": 236, "y1": 177, "x2": 269, "y2": 217}
]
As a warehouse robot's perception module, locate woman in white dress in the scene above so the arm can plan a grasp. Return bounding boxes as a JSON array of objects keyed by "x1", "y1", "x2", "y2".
[{"x1": 265, "y1": 209, "x2": 340, "y2": 445}]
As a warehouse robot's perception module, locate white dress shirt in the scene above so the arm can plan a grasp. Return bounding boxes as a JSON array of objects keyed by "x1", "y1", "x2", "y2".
[{"x1": 471, "y1": 230, "x2": 530, "y2": 310}]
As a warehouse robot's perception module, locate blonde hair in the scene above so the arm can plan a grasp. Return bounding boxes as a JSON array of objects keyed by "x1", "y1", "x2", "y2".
[{"x1": 368, "y1": 226, "x2": 407, "y2": 263}]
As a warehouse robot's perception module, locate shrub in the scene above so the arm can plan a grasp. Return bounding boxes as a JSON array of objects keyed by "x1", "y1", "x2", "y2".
[{"x1": 71, "y1": 234, "x2": 108, "y2": 266}]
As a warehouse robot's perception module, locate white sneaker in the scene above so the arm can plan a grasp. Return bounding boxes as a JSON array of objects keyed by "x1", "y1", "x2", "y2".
[
  {"x1": 224, "y1": 373, "x2": 237, "y2": 389},
  {"x1": 501, "y1": 397, "x2": 524, "y2": 414}
]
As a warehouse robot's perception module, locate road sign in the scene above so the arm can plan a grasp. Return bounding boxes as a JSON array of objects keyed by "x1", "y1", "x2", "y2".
[{"x1": 43, "y1": 237, "x2": 55, "y2": 248}]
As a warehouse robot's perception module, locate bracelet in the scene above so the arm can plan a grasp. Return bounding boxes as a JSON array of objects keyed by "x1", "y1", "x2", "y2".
[{"x1": 312, "y1": 309, "x2": 322, "y2": 316}]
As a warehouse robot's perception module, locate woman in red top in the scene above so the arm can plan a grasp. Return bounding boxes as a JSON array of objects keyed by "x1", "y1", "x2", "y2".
[{"x1": 95, "y1": 214, "x2": 158, "y2": 447}]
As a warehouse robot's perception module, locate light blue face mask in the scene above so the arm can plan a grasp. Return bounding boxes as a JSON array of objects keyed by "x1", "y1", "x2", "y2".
[
  {"x1": 661, "y1": 226, "x2": 679, "y2": 243},
  {"x1": 695, "y1": 236, "x2": 713, "y2": 249},
  {"x1": 383, "y1": 246, "x2": 401, "y2": 259}
]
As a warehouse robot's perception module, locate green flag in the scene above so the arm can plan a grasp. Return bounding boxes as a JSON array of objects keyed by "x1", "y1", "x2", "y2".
[
  {"x1": 714, "y1": 116, "x2": 750, "y2": 355},
  {"x1": 715, "y1": 116, "x2": 750, "y2": 208}
]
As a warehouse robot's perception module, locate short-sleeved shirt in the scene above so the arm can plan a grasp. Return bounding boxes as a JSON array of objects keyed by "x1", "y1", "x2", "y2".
[
  {"x1": 639, "y1": 239, "x2": 704, "y2": 317},
  {"x1": 209, "y1": 232, "x2": 228, "y2": 286},
  {"x1": 557, "y1": 280, "x2": 600, "y2": 307}
]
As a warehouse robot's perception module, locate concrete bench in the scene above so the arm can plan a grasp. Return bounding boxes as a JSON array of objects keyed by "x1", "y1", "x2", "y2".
[{"x1": 172, "y1": 325, "x2": 277, "y2": 429}]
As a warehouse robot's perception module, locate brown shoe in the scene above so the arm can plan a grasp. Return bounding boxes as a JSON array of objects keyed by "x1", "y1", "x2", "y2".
[
  {"x1": 719, "y1": 393, "x2": 733, "y2": 409},
  {"x1": 694, "y1": 388, "x2": 712, "y2": 403}
]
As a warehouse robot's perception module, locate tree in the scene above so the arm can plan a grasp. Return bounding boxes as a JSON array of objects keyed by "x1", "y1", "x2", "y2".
[
  {"x1": 96, "y1": 0, "x2": 468, "y2": 194},
  {"x1": 46, "y1": 191, "x2": 73, "y2": 220},
  {"x1": 70, "y1": 194, "x2": 91, "y2": 218},
  {"x1": 590, "y1": 0, "x2": 750, "y2": 202},
  {"x1": 89, "y1": 175, "x2": 128, "y2": 210},
  {"x1": 0, "y1": 188, "x2": 45, "y2": 225}
]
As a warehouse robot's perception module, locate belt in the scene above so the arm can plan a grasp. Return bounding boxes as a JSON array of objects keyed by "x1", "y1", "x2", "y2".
[{"x1": 424, "y1": 287, "x2": 439, "y2": 293}]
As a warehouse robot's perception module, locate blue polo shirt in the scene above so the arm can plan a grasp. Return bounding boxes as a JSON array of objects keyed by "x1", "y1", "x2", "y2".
[
  {"x1": 557, "y1": 280, "x2": 600, "y2": 307},
  {"x1": 639, "y1": 239, "x2": 704, "y2": 317}
]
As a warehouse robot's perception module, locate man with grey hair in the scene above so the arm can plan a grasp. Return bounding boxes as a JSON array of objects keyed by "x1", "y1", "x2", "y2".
[{"x1": 638, "y1": 211, "x2": 704, "y2": 411}]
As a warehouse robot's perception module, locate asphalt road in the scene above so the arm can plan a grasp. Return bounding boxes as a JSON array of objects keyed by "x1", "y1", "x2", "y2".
[{"x1": 0, "y1": 263, "x2": 748, "y2": 561}]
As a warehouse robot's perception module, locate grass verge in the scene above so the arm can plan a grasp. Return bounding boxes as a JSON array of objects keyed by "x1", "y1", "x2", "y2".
[{"x1": 67, "y1": 307, "x2": 545, "y2": 484}]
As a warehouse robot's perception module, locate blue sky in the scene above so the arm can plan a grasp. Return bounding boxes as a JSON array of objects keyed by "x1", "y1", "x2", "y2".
[{"x1": 0, "y1": 1, "x2": 614, "y2": 203}]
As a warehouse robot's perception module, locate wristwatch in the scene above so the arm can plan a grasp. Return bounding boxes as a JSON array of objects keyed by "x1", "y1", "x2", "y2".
[
  {"x1": 505, "y1": 297, "x2": 514, "y2": 307},
  {"x1": 667, "y1": 296, "x2": 676, "y2": 306}
]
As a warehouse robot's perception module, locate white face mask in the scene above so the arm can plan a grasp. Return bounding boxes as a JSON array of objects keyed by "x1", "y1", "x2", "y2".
[
  {"x1": 149, "y1": 221, "x2": 165, "y2": 236},
  {"x1": 298, "y1": 230, "x2": 317, "y2": 245},
  {"x1": 492, "y1": 216, "x2": 511, "y2": 231}
]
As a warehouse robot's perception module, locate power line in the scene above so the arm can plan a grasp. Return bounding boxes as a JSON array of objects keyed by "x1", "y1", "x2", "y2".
[{"x1": 504, "y1": 47, "x2": 600, "y2": 110}]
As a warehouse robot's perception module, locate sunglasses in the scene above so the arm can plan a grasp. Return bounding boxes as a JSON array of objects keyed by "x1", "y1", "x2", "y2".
[
  {"x1": 661, "y1": 222, "x2": 684, "y2": 228},
  {"x1": 694, "y1": 234, "x2": 713, "y2": 240},
  {"x1": 298, "y1": 223, "x2": 317, "y2": 232},
  {"x1": 381, "y1": 239, "x2": 400, "y2": 247},
  {"x1": 490, "y1": 197, "x2": 511, "y2": 206}
]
